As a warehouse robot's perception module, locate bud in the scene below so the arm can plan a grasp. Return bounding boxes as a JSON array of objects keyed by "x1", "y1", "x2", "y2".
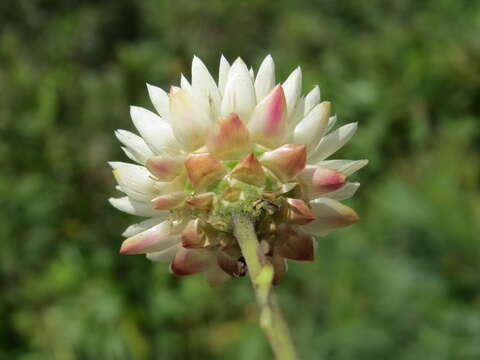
[
  {"x1": 146, "y1": 155, "x2": 184, "y2": 181},
  {"x1": 206, "y1": 113, "x2": 251, "y2": 159},
  {"x1": 261, "y1": 144, "x2": 307, "y2": 182},
  {"x1": 230, "y1": 153, "x2": 266, "y2": 187},
  {"x1": 151, "y1": 191, "x2": 188, "y2": 210},
  {"x1": 276, "y1": 225, "x2": 315, "y2": 261},
  {"x1": 184, "y1": 153, "x2": 227, "y2": 189},
  {"x1": 285, "y1": 198, "x2": 316, "y2": 225},
  {"x1": 186, "y1": 192, "x2": 215, "y2": 210},
  {"x1": 170, "y1": 247, "x2": 213, "y2": 276}
]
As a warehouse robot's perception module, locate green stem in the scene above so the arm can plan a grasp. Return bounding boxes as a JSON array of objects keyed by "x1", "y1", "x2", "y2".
[{"x1": 233, "y1": 213, "x2": 298, "y2": 360}]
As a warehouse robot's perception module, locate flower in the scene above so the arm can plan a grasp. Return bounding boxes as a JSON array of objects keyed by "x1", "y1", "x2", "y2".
[{"x1": 109, "y1": 55, "x2": 367, "y2": 285}]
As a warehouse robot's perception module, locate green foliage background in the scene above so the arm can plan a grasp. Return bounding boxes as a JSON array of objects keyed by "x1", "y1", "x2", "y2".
[{"x1": 1, "y1": 0, "x2": 479, "y2": 359}]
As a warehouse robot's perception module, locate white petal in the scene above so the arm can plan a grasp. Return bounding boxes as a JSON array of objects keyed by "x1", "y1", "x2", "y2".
[
  {"x1": 303, "y1": 197, "x2": 359, "y2": 236},
  {"x1": 317, "y1": 159, "x2": 368, "y2": 176},
  {"x1": 293, "y1": 101, "x2": 330, "y2": 151},
  {"x1": 169, "y1": 87, "x2": 211, "y2": 151},
  {"x1": 326, "y1": 115, "x2": 337, "y2": 133},
  {"x1": 115, "y1": 130, "x2": 154, "y2": 164},
  {"x1": 121, "y1": 147, "x2": 143, "y2": 164},
  {"x1": 304, "y1": 86, "x2": 320, "y2": 115},
  {"x1": 221, "y1": 58, "x2": 256, "y2": 122},
  {"x1": 146, "y1": 84, "x2": 169, "y2": 120},
  {"x1": 282, "y1": 67, "x2": 302, "y2": 117},
  {"x1": 322, "y1": 182, "x2": 360, "y2": 200},
  {"x1": 255, "y1": 55, "x2": 275, "y2": 101},
  {"x1": 218, "y1": 55, "x2": 230, "y2": 95},
  {"x1": 122, "y1": 216, "x2": 169, "y2": 238},
  {"x1": 309, "y1": 123, "x2": 358, "y2": 162},
  {"x1": 109, "y1": 196, "x2": 160, "y2": 217},
  {"x1": 180, "y1": 74, "x2": 192, "y2": 93},
  {"x1": 285, "y1": 97, "x2": 305, "y2": 141},
  {"x1": 110, "y1": 162, "x2": 157, "y2": 201},
  {"x1": 192, "y1": 56, "x2": 221, "y2": 122},
  {"x1": 146, "y1": 244, "x2": 180, "y2": 262},
  {"x1": 130, "y1": 106, "x2": 179, "y2": 154}
]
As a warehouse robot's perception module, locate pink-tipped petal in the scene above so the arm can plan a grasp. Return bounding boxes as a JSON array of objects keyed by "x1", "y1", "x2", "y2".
[
  {"x1": 146, "y1": 156, "x2": 184, "y2": 181},
  {"x1": 260, "y1": 144, "x2": 307, "y2": 182},
  {"x1": 298, "y1": 165, "x2": 346, "y2": 197},
  {"x1": 119, "y1": 221, "x2": 179, "y2": 254},
  {"x1": 170, "y1": 247, "x2": 214, "y2": 276},
  {"x1": 186, "y1": 192, "x2": 215, "y2": 210},
  {"x1": 248, "y1": 85, "x2": 287, "y2": 148},
  {"x1": 206, "y1": 113, "x2": 251, "y2": 159},
  {"x1": 285, "y1": 198, "x2": 316, "y2": 225},
  {"x1": 151, "y1": 191, "x2": 188, "y2": 210},
  {"x1": 184, "y1": 153, "x2": 227, "y2": 189},
  {"x1": 181, "y1": 219, "x2": 206, "y2": 248},
  {"x1": 276, "y1": 225, "x2": 315, "y2": 261},
  {"x1": 312, "y1": 167, "x2": 346, "y2": 195},
  {"x1": 230, "y1": 153, "x2": 266, "y2": 187},
  {"x1": 303, "y1": 198, "x2": 360, "y2": 236}
]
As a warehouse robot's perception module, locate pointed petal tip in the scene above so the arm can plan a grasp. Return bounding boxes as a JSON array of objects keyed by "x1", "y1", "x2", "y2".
[{"x1": 119, "y1": 243, "x2": 131, "y2": 255}]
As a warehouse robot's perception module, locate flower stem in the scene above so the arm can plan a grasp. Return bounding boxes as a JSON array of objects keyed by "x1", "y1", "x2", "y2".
[{"x1": 233, "y1": 213, "x2": 298, "y2": 360}]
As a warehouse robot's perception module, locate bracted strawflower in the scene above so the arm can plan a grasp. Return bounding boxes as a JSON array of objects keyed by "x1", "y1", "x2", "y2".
[{"x1": 109, "y1": 55, "x2": 367, "y2": 359}]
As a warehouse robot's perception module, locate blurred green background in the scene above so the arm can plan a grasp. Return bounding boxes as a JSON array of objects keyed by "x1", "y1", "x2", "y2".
[{"x1": 1, "y1": 0, "x2": 479, "y2": 359}]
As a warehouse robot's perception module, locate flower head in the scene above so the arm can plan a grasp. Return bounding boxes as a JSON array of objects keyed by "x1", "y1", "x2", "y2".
[{"x1": 110, "y1": 55, "x2": 367, "y2": 285}]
